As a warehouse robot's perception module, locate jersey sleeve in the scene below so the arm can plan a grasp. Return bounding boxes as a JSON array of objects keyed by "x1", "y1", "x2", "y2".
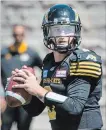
[
  {"x1": 44, "y1": 76, "x2": 91, "y2": 116},
  {"x1": 44, "y1": 52, "x2": 102, "y2": 116},
  {"x1": 23, "y1": 95, "x2": 45, "y2": 117}
]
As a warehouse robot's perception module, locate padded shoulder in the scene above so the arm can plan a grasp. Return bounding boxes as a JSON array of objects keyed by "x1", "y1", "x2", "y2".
[
  {"x1": 69, "y1": 48, "x2": 101, "y2": 64},
  {"x1": 75, "y1": 48, "x2": 102, "y2": 64}
]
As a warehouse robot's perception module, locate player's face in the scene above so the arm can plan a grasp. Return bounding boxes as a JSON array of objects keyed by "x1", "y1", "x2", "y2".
[
  {"x1": 48, "y1": 25, "x2": 75, "y2": 46},
  {"x1": 55, "y1": 36, "x2": 74, "y2": 46},
  {"x1": 13, "y1": 26, "x2": 25, "y2": 44}
]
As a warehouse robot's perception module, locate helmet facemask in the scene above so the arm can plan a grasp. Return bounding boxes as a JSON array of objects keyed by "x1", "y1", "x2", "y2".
[{"x1": 43, "y1": 23, "x2": 81, "y2": 53}]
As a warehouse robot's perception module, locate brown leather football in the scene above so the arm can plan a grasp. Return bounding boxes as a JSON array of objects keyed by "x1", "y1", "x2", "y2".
[{"x1": 5, "y1": 67, "x2": 35, "y2": 107}]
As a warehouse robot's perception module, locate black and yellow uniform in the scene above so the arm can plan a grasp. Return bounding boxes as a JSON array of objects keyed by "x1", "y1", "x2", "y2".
[
  {"x1": 1, "y1": 42, "x2": 42, "y2": 130},
  {"x1": 23, "y1": 48, "x2": 103, "y2": 130}
]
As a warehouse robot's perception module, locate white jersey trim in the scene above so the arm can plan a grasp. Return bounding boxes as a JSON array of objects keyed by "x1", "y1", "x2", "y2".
[{"x1": 46, "y1": 92, "x2": 68, "y2": 103}]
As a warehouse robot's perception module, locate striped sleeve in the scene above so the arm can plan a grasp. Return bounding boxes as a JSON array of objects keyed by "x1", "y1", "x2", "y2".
[{"x1": 70, "y1": 61, "x2": 102, "y2": 78}]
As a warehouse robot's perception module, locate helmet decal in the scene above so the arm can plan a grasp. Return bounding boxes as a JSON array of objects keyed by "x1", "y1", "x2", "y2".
[{"x1": 72, "y1": 8, "x2": 79, "y2": 22}]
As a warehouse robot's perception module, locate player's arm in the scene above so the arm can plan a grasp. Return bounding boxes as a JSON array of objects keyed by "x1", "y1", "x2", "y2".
[
  {"x1": 14, "y1": 54, "x2": 48, "y2": 117},
  {"x1": 44, "y1": 59, "x2": 102, "y2": 116},
  {"x1": 23, "y1": 95, "x2": 45, "y2": 117},
  {"x1": 44, "y1": 77, "x2": 100, "y2": 116},
  {"x1": 23, "y1": 79, "x2": 46, "y2": 117}
]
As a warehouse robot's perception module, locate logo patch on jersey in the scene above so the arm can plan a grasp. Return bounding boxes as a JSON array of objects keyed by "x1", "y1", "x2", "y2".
[
  {"x1": 43, "y1": 70, "x2": 48, "y2": 78},
  {"x1": 86, "y1": 54, "x2": 97, "y2": 61},
  {"x1": 56, "y1": 70, "x2": 67, "y2": 77},
  {"x1": 43, "y1": 78, "x2": 61, "y2": 84}
]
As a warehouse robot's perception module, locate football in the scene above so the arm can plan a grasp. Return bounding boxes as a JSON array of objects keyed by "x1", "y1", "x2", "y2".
[{"x1": 5, "y1": 67, "x2": 35, "y2": 107}]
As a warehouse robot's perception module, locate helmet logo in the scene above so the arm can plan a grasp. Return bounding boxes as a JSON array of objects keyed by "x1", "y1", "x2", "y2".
[
  {"x1": 44, "y1": 8, "x2": 50, "y2": 23},
  {"x1": 72, "y1": 8, "x2": 79, "y2": 22},
  {"x1": 45, "y1": 13, "x2": 48, "y2": 23},
  {"x1": 75, "y1": 13, "x2": 79, "y2": 22}
]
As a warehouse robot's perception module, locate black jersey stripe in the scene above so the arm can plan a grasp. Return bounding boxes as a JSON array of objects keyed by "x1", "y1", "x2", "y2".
[{"x1": 70, "y1": 73, "x2": 99, "y2": 78}]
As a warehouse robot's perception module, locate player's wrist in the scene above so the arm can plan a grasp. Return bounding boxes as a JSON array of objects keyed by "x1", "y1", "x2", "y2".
[{"x1": 35, "y1": 85, "x2": 48, "y2": 102}]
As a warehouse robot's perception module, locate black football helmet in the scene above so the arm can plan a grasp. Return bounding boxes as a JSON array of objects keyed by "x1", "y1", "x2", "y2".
[{"x1": 42, "y1": 4, "x2": 81, "y2": 53}]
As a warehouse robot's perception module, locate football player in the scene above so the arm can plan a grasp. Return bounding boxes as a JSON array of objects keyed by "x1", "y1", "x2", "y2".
[{"x1": 12, "y1": 4, "x2": 103, "y2": 130}]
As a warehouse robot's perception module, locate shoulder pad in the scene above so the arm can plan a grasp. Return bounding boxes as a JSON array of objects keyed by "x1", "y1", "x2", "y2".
[
  {"x1": 70, "y1": 48, "x2": 102, "y2": 64},
  {"x1": 69, "y1": 48, "x2": 102, "y2": 78},
  {"x1": 1, "y1": 48, "x2": 9, "y2": 57},
  {"x1": 43, "y1": 52, "x2": 53, "y2": 63}
]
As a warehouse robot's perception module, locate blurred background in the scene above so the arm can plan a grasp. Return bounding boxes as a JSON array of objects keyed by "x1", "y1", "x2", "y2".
[{"x1": 1, "y1": 1, "x2": 106, "y2": 130}]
